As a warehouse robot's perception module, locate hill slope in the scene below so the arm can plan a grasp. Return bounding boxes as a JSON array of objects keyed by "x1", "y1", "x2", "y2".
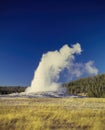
[{"x1": 64, "y1": 74, "x2": 105, "y2": 97}]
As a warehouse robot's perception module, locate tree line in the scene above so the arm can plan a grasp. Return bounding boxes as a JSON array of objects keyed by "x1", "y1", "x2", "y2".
[{"x1": 0, "y1": 86, "x2": 26, "y2": 94}]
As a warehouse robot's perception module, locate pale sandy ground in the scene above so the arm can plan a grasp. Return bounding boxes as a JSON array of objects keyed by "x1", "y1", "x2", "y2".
[{"x1": 0, "y1": 97, "x2": 105, "y2": 110}]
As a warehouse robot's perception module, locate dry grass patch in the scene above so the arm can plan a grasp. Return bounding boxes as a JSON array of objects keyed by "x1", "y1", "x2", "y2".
[{"x1": 0, "y1": 98, "x2": 105, "y2": 130}]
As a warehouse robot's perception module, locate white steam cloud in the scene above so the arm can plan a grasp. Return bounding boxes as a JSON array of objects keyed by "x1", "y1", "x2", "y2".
[{"x1": 25, "y1": 43, "x2": 98, "y2": 93}]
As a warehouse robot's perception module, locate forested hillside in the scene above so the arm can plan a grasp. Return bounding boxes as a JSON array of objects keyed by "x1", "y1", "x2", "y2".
[{"x1": 64, "y1": 74, "x2": 105, "y2": 97}]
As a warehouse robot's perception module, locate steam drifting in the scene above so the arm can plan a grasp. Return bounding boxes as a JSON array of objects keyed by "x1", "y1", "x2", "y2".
[{"x1": 25, "y1": 43, "x2": 98, "y2": 93}]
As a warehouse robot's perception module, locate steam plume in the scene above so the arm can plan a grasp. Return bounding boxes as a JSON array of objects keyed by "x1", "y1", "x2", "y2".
[
  {"x1": 85, "y1": 61, "x2": 98, "y2": 75},
  {"x1": 25, "y1": 43, "x2": 81, "y2": 92},
  {"x1": 25, "y1": 43, "x2": 98, "y2": 93}
]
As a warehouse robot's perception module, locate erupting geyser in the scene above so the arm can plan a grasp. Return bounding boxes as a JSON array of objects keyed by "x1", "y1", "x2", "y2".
[
  {"x1": 25, "y1": 43, "x2": 82, "y2": 93},
  {"x1": 25, "y1": 43, "x2": 98, "y2": 96}
]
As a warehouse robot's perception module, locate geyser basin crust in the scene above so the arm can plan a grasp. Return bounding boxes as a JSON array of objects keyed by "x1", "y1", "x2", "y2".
[{"x1": 0, "y1": 91, "x2": 82, "y2": 98}]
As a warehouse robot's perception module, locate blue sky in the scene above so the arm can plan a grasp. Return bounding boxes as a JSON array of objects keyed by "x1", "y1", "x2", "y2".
[{"x1": 0, "y1": 0, "x2": 105, "y2": 86}]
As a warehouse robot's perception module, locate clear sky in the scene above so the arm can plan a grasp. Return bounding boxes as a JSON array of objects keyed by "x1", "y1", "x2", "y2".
[{"x1": 0, "y1": 0, "x2": 105, "y2": 86}]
